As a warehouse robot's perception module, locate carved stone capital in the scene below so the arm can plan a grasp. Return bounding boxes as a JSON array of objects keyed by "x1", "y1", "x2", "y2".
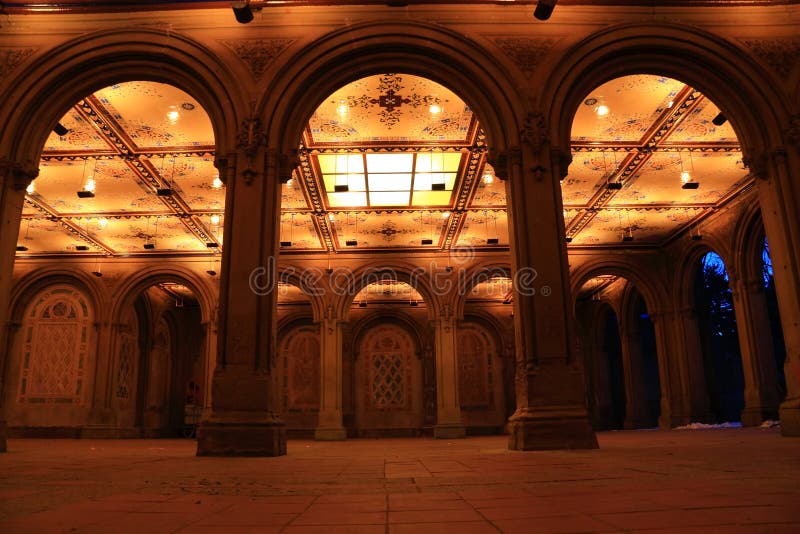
[
  {"x1": 0, "y1": 158, "x2": 39, "y2": 191},
  {"x1": 742, "y1": 152, "x2": 769, "y2": 181},
  {"x1": 785, "y1": 114, "x2": 800, "y2": 151},
  {"x1": 551, "y1": 148, "x2": 573, "y2": 181},
  {"x1": 486, "y1": 147, "x2": 521, "y2": 180}
]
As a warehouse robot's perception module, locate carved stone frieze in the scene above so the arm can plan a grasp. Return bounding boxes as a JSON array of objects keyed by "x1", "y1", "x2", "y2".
[
  {"x1": 221, "y1": 39, "x2": 295, "y2": 81},
  {"x1": 0, "y1": 48, "x2": 36, "y2": 85},
  {"x1": 739, "y1": 38, "x2": 800, "y2": 80},
  {"x1": 520, "y1": 110, "x2": 549, "y2": 154},
  {"x1": 488, "y1": 37, "x2": 559, "y2": 79}
]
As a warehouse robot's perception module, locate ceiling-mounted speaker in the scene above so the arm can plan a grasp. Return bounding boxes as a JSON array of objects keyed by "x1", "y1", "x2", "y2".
[
  {"x1": 487, "y1": 238, "x2": 499, "y2": 245},
  {"x1": 421, "y1": 238, "x2": 433, "y2": 245},
  {"x1": 53, "y1": 122, "x2": 69, "y2": 136},
  {"x1": 143, "y1": 243, "x2": 155, "y2": 250},
  {"x1": 534, "y1": 0, "x2": 558, "y2": 21},
  {"x1": 607, "y1": 182, "x2": 623, "y2": 190},
  {"x1": 681, "y1": 182, "x2": 700, "y2": 190},
  {"x1": 75, "y1": 245, "x2": 90, "y2": 251},
  {"x1": 156, "y1": 188, "x2": 172, "y2": 196},
  {"x1": 712, "y1": 112, "x2": 727, "y2": 126},
  {"x1": 346, "y1": 239, "x2": 357, "y2": 247},
  {"x1": 231, "y1": 1, "x2": 254, "y2": 23}
]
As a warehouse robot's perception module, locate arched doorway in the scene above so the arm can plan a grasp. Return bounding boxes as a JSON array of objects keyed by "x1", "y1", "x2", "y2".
[{"x1": 693, "y1": 250, "x2": 745, "y2": 423}]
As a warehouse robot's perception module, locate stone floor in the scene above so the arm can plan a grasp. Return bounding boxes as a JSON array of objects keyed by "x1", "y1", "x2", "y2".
[{"x1": 0, "y1": 427, "x2": 798, "y2": 533}]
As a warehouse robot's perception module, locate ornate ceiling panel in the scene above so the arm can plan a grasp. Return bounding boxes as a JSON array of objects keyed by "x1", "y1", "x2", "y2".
[
  {"x1": 307, "y1": 73, "x2": 475, "y2": 147},
  {"x1": 353, "y1": 281, "x2": 424, "y2": 304},
  {"x1": 467, "y1": 277, "x2": 514, "y2": 303},
  {"x1": 17, "y1": 73, "x2": 752, "y2": 258}
]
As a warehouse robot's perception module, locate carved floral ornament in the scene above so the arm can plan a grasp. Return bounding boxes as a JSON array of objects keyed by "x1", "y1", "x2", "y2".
[
  {"x1": 0, "y1": 48, "x2": 36, "y2": 85},
  {"x1": 739, "y1": 38, "x2": 800, "y2": 80},
  {"x1": 488, "y1": 36, "x2": 560, "y2": 79},
  {"x1": 220, "y1": 39, "x2": 295, "y2": 81}
]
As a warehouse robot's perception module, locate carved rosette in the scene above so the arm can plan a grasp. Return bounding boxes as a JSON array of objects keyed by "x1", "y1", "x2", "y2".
[
  {"x1": 488, "y1": 37, "x2": 559, "y2": 79},
  {"x1": 739, "y1": 38, "x2": 800, "y2": 80},
  {"x1": 0, "y1": 48, "x2": 36, "y2": 85},
  {"x1": 221, "y1": 39, "x2": 295, "y2": 81}
]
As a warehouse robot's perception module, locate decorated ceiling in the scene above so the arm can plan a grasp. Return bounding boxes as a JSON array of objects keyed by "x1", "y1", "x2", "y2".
[{"x1": 16, "y1": 74, "x2": 749, "y2": 258}]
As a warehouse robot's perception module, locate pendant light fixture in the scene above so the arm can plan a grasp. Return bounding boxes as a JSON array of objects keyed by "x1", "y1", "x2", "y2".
[
  {"x1": 77, "y1": 158, "x2": 96, "y2": 198},
  {"x1": 606, "y1": 151, "x2": 622, "y2": 190},
  {"x1": 680, "y1": 151, "x2": 700, "y2": 189},
  {"x1": 157, "y1": 154, "x2": 174, "y2": 196}
]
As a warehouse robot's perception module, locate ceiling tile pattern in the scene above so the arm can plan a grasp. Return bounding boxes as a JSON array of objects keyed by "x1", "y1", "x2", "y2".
[{"x1": 18, "y1": 74, "x2": 750, "y2": 258}]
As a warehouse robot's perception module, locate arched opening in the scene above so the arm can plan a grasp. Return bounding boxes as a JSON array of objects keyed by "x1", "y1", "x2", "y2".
[
  {"x1": 10, "y1": 80, "x2": 221, "y2": 438},
  {"x1": 348, "y1": 281, "x2": 427, "y2": 437},
  {"x1": 693, "y1": 251, "x2": 745, "y2": 423},
  {"x1": 575, "y1": 274, "x2": 662, "y2": 430},
  {"x1": 275, "y1": 282, "x2": 319, "y2": 438},
  {"x1": 4, "y1": 283, "x2": 96, "y2": 435}
]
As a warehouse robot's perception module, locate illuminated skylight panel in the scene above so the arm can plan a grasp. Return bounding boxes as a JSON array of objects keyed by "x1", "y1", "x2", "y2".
[{"x1": 317, "y1": 150, "x2": 462, "y2": 208}]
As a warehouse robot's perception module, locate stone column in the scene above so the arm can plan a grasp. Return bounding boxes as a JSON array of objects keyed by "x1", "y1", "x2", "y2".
[
  {"x1": 730, "y1": 274, "x2": 781, "y2": 426},
  {"x1": 0, "y1": 160, "x2": 36, "y2": 453},
  {"x1": 497, "y1": 119, "x2": 596, "y2": 450},
  {"x1": 315, "y1": 304, "x2": 346, "y2": 440},
  {"x1": 650, "y1": 306, "x2": 712, "y2": 426},
  {"x1": 619, "y1": 320, "x2": 649, "y2": 429},
  {"x1": 746, "y1": 144, "x2": 800, "y2": 436},
  {"x1": 433, "y1": 306, "x2": 465, "y2": 438},
  {"x1": 196, "y1": 122, "x2": 286, "y2": 456}
]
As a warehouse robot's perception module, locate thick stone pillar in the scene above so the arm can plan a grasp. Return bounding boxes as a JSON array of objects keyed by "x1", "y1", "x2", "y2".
[
  {"x1": 196, "y1": 124, "x2": 286, "y2": 456},
  {"x1": 746, "y1": 145, "x2": 800, "y2": 435},
  {"x1": 619, "y1": 321, "x2": 649, "y2": 429},
  {"x1": 729, "y1": 275, "x2": 780, "y2": 426},
  {"x1": 0, "y1": 160, "x2": 35, "y2": 452},
  {"x1": 497, "y1": 123, "x2": 596, "y2": 450},
  {"x1": 650, "y1": 306, "x2": 712, "y2": 426},
  {"x1": 315, "y1": 304, "x2": 346, "y2": 440},
  {"x1": 433, "y1": 308, "x2": 465, "y2": 438}
]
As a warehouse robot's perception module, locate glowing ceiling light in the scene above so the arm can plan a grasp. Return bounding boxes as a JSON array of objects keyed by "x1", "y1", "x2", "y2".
[
  {"x1": 167, "y1": 110, "x2": 180, "y2": 123},
  {"x1": 680, "y1": 170, "x2": 691, "y2": 184},
  {"x1": 26, "y1": 182, "x2": 34, "y2": 194},
  {"x1": 84, "y1": 177, "x2": 96, "y2": 192},
  {"x1": 210, "y1": 214, "x2": 221, "y2": 225},
  {"x1": 429, "y1": 104, "x2": 442, "y2": 114},
  {"x1": 667, "y1": 100, "x2": 675, "y2": 108},
  {"x1": 336, "y1": 101, "x2": 348, "y2": 117},
  {"x1": 442, "y1": 211, "x2": 450, "y2": 219},
  {"x1": 212, "y1": 176, "x2": 223, "y2": 189},
  {"x1": 328, "y1": 213, "x2": 335, "y2": 221},
  {"x1": 483, "y1": 172, "x2": 494, "y2": 184},
  {"x1": 98, "y1": 217, "x2": 108, "y2": 229},
  {"x1": 596, "y1": 104, "x2": 609, "y2": 116},
  {"x1": 286, "y1": 177, "x2": 294, "y2": 187}
]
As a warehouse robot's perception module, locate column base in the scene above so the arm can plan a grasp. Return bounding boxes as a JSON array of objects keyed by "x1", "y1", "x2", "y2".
[
  {"x1": 314, "y1": 427, "x2": 347, "y2": 441},
  {"x1": 197, "y1": 418, "x2": 286, "y2": 456},
  {"x1": 434, "y1": 424, "x2": 466, "y2": 439},
  {"x1": 507, "y1": 409, "x2": 598, "y2": 450},
  {"x1": 779, "y1": 397, "x2": 800, "y2": 437},
  {"x1": 741, "y1": 405, "x2": 778, "y2": 427}
]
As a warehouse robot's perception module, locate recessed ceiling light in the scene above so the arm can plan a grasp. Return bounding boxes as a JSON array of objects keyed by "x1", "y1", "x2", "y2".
[
  {"x1": 429, "y1": 104, "x2": 442, "y2": 114},
  {"x1": 167, "y1": 110, "x2": 179, "y2": 123},
  {"x1": 26, "y1": 182, "x2": 35, "y2": 194},
  {"x1": 596, "y1": 104, "x2": 609, "y2": 116},
  {"x1": 98, "y1": 218, "x2": 108, "y2": 229},
  {"x1": 210, "y1": 214, "x2": 221, "y2": 225},
  {"x1": 212, "y1": 176, "x2": 223, "y2": 189}
]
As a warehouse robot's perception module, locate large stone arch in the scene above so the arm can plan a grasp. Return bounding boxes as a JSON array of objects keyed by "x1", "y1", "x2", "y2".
[
  {"x1": 334, "y1": 260, "x2": 443, "y2": 322},
  {"x1": 111, "y1": 265, "x2": 217, "y2": 327},
  {"x1": 261, "y1": 19, "x2": 522, "y2": 161},
  {"x1": 9, "y1": 267, "x2": 107, "y2": 325},
  {"x1": 672, "y1": 241, "x2": 731, "y2": 310},
  {"x1": 570, "y1": 259, "x2": 667, "y2": 317},
  {"x1": 545, "y1": 22, "x2": 788, "y2": 160},
  {"x1": 454, "y1": 262, "x2": 513, "y2": 321},
  {"x1": 0, "y1": 28, "x2": 245, "y2": 172},
  {"x1": 277, "y1": 265, "x2": 325, "y2": 324},
  {"x1": 732, "y1": 202, "x2": 767, "y2": 286}
]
